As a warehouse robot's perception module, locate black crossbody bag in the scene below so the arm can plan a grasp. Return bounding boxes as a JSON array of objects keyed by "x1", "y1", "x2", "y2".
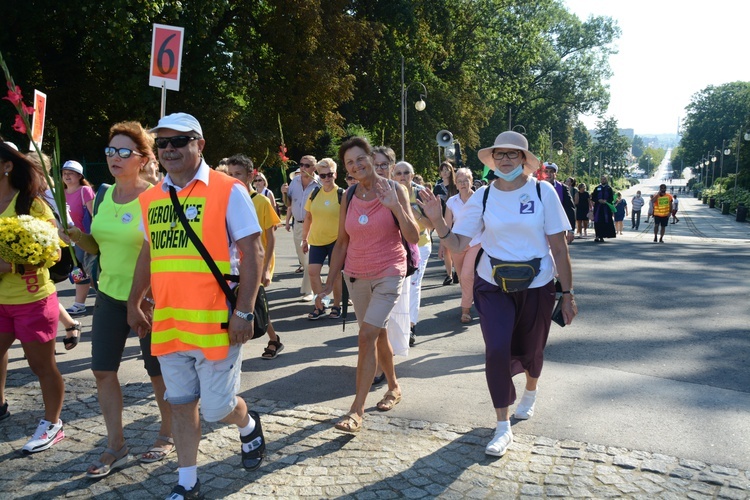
[{"x1": 168, "y1": 186, "x2": 268, "y2": 338}]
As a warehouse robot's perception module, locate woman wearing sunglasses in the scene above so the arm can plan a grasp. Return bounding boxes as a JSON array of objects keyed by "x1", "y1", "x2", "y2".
[
  {"x1": 252, "y1": 172, "x2": 279, "y2": 216},
  {"x1": 301, "y1": 158, "x2": 343, "y2": 319},
  {"x1": 66, "y1": 121, "x2": 173, "y2": 476}
]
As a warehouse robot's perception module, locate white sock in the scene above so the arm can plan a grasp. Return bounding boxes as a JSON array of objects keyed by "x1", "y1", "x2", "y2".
[
  {"x1": 178, "y1": 466, "x2": 198, "y2": 490},
  {"x1": 238, "y1": 414, "x2": 256, "y2": 437},
  {"x1": 496, "y1": 420, "x2": 512, "y2": 434},
  {"x1": 73, "y1": 302, "x2": 85, "y2": 308},
  {"x1": 520, "y1": 389, "x2": 537, "y2": 404}
]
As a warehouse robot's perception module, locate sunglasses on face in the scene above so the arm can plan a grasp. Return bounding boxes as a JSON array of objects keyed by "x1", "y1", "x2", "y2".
[
  {"x1": 300, "y1": 163, "x2": 315, "y2": 168},
  {"x1": 104, "y1": 147, "x2": 144, "y2": 159},
  {"x1": 318, "y1": 172, "x2": 334, "y2": 179},
  {"x1": 253, "y1": 178, "x2": 263, "y2": 183},
  {"x1": 154, "y1": 136, "x2": 199, "y2": 149},
  {"x1": 393, "y1": 171, "x2": 410, "y2": 176},
  {"x1": 491, "y1": 150, "x2": 521, "y2": 160}
]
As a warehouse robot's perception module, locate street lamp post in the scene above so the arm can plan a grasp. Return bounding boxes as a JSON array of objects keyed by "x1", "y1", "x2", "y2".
[
  {"x1": 400, "y1": 55, "x2": 427, "y2": 161},
  {"x1": 551, "y1": 141, "x2": 563, "y2": 162},
  {"x1": 713, "y1": 141, "x2": 731, "y2": 197},
  {"x1": 735, "y1": 129, "x2": 750, "y2": 199}
]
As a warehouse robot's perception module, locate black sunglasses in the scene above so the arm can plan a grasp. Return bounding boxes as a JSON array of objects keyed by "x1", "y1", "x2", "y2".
[
  {"x1": 104, "y1": 147, "x2": 144, "y2": 159},
  {"x1": 253, "y1": 178, "x2": 263, "y2": 182},
  {"x1": 155, "y1": 136, "x2": 199, "y2": 149},
  {"x1": 318, "y1": 172, "x2": 334, "y2": 179}
]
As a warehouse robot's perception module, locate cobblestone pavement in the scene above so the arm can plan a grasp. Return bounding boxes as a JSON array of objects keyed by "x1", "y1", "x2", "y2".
[{"x1": 1, "y1": 375, "x2": 748, "y2": 499}]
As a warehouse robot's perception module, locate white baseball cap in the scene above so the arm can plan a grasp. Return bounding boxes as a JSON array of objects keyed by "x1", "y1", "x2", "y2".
[
  {"x1": 149, "y1": 112, "x2": 203, "y2": 137},
  {"x1": 62, "y1": 160, "x2": 84, "y2": 175}
]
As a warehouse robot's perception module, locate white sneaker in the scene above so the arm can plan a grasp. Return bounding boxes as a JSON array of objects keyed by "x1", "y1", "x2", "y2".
[
  {"x1": 485, "y1": 427, "x2": 513, "y2": 457},
  {"x1": 514, "y1": 391, "x2": 537, "y2": 420},
  {"x1": 22, "y1": 419, "x2": 64, "y2": 454}
]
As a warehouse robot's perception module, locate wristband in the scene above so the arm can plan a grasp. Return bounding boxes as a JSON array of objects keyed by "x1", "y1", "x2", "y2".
[
  {"x1": 142, "y1": 297, "x2": 155, "y2": 305},
  {"x1": 438, "y1": 229, "x2": 452, "y2": 240},
  {"x1": 562, "y1": 290, "x2": 574, "y2": 295}
]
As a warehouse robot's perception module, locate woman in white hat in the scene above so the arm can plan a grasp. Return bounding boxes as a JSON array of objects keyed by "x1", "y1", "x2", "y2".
[
  {"x1": 418, "y1": 130, "x2": 577, "y2": 457},
  {"x1": 62, "y1": 160, "x2": 95, "y2": 320}
]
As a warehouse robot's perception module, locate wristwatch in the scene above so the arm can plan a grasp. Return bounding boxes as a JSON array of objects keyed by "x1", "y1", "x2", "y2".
[
  {"x1": 234, "y1": 309, "x2": 254, "y2": 322},
  {"x1": 562, "y1": 289, "x2": 575, "y2": 295}
]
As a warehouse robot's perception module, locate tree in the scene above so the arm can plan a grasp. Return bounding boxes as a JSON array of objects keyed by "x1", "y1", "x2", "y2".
[{"x1": 631, "y1": 135, "x2": 645, "y2": 158}]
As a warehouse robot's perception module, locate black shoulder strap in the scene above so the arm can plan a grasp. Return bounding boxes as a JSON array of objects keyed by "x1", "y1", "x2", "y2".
[
  {"x1": 169, "y1": 185, "x2": 236, "y2": 308},
  {"x1": 345, "y1": 184, "x2": 357, "y2": 214},
  {"x1": 482, "y1": 180, "x2": 541, "y2": 217},
  {"x1": 250, "y1": 192, "x2": 257, "y2": 199},
  {"x1": 337, "y1": 187, "x2": 344, "y2": 204},
  {"x1": 93, "y1": 183, "x2": 111, "y2": 217},
  {"x1": 309, "y1": 186, "x2": 321, "y2": 203}
]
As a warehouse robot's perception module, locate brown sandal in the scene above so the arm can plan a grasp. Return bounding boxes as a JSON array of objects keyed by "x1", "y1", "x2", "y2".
[
  {"x1": 334, "y1": 412, "x2": 362, "y2": 433},
  {"x1": 376, "y1": 390, "x2": 402, "y2": 411}
]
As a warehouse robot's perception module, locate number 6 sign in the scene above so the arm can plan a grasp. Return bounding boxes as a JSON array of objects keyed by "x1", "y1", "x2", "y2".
[{"x1": 149, "y1": 24, "x2": 184, "y2": 91}]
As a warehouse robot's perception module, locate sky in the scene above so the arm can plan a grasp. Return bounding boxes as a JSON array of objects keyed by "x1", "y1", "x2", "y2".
[{"x1": 564, "y1": 0, "x2": 750, "y2": 136}]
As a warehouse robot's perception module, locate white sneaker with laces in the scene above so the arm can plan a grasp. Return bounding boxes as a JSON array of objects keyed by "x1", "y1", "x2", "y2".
[
  {"x1": 513, "y1": 390, "x2": 537, "y2": 420},
  {"x1": 485, "y1": 426, "x2": 513, "y2": 457},
  {"x1": 23, "y1": 419, "x2": 64, "y2": 454}
]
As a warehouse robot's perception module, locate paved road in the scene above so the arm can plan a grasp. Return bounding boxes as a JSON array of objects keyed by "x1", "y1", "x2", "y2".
[{"x1": 1, "y1": 160, "x2": 749, "y2": 498}]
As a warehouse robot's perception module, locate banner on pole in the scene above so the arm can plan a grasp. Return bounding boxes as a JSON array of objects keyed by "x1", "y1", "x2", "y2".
[
  {"x1": 29, "y1": 90, "x2": 47, "y2": 150},
  {"x1": 149, "y1": 24, "x2": 184, "y2": 91}
]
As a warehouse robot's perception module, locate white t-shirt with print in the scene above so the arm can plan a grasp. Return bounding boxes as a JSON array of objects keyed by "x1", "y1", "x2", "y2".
[{"x1": 453, "y1": 177, "x2": 571, "y2": 287}]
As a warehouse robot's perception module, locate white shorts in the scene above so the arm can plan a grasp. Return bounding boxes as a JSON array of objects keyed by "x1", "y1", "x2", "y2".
[{"x1": 158, "y1": 344, "x2": 243, "y2": 422}]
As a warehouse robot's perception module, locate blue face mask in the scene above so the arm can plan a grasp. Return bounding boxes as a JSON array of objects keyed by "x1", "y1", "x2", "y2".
[{"x1": 495, "y1": 165, "x2": 523, "y2": 181}]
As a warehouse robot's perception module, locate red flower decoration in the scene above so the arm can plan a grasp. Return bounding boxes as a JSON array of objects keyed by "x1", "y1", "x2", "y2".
[
  {"x1": 278, "y1": 144, "x2": 289, "y2": 163},
  {"x1": 3, "y1": 84, "x2": 23, "y2": 106},
  {"x1": 21, "y1": 102, "x2": 34, "y2": 117},
  {"x1": 12, "y1": 114, "x2": 26, "y2": 134}
]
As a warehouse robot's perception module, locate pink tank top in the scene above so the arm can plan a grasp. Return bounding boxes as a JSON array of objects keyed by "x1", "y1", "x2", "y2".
[{"x1": 344, "y1": 196, "x2": 406, "y2": 278}]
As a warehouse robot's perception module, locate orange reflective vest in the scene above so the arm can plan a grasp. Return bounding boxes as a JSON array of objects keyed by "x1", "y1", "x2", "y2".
[
  {"x1": 653, "y1": 194, "x2": 673, "y2": 218},
  {"x1": 139, "y1": 170, "x2": 240, "y2": 360}
]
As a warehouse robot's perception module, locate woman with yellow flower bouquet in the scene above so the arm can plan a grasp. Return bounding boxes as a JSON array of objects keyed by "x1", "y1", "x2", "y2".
[{"x1": 0, "y1": 140, "x2": 66, "y2": 453}]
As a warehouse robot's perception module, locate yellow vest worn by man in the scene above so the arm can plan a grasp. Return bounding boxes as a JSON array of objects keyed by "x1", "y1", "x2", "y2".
[{"x1": 140, "y1": 169, "x2": 241, "y2": 360}]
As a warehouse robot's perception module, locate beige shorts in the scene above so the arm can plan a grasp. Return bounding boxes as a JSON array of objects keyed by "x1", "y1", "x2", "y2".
[{"x1": 345, "y1": 274, "x2": 404, "y2": 329}]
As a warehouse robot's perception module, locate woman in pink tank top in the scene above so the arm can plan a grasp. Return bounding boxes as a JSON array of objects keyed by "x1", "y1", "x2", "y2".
[{"x1": 321, "y1": 137, "x2": 419, "y2": 433}]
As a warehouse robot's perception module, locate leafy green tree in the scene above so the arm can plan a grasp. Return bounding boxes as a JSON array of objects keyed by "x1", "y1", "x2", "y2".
[
  {"x1": 592, "y1": 116, "x2": 630, "y2": 177},
  {"x1": 631, "y1": 135, "x2": 645, "y2": 158}
]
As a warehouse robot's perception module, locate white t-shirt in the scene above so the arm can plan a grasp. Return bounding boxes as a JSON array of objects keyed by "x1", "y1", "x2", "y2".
[
  {"x1": 453, "y1": 177, "x2": 571, "y2": 287},
  {"x1": 447, "y1": 193, "x2": 481, "y2": 247}
]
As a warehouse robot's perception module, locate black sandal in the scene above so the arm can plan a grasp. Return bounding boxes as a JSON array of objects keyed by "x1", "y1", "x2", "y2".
[
  {"x1": 63, "y1": 321, "x2": 81, "y2": 350},
  {"x1": 261, "y1": 336, "x2": 284, "y2": 360}
]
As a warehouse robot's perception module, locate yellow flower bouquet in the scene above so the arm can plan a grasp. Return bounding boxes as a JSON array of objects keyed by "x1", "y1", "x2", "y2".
[{"x1": 0, "y1": 215, "x2": 60, "y2": 267}]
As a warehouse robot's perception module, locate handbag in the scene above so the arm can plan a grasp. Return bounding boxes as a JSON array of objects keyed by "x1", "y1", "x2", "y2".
[
  {"x1": 551, "y1": 295, "x2": 566, "y2": 328},
  {"x1": 487, "y1": 256, "x2": 541, "y2": 293},
  {"x1": 48, "y1": 245, "x2": 74, "y2": 283},
  {"x1": 80, "y1": 188, "x2": 92, "y2": 234},
  {"x1": 169, "y1": 186, "x2": 268, "y2": 338}
]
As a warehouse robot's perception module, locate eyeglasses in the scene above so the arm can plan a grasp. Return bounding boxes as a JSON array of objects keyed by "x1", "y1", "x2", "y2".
[
  {"x1": 393, "y1": 171, "x2": 411, "y2": 176},
  {"x1": 154, "y1": 136, "x2": 199, "y2": 149},
  {"x1": 253, "y1": 178, "x2": 263, "y2": 183},
  {"x1": 318, "y1": 172, "x2": 334, "y2": 179},
  {"x1": 456, "y1": 179, "x2": 471, "y2": 185},
  {"x1": 300, "y1": 163, "x2": 315, "y2": 168},
  {"x1": 491, "y1": 150, "x2": 521, "y2": 160},
  {"x1": 104, "y1": 147, "x2": 144, "y2": 159},
  {"x1": 374, "y1": 162, "x2": 390, "y2": 170}
]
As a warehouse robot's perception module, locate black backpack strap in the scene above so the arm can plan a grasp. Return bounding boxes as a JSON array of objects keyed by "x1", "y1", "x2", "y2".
[
  {"x1": 93, "y1": 183, "x2": 111, "y2": 217},
  {"x1": 345, "y1": 184, "x2": 357, "y2": 214},
  {"x1": 481, "y1": 185, "x2": 490, "y2": 216},
  {"x1": 250, "y1": 192, "x2": 257, "y2": 199},
  {"x1": 168, "y1": 185, "x2": 236, "y2": 309},
  {"x1": 337, "y1": 187, "x2": 344, "y2": 204},
  {"x1": 309, "y1": 186, "x2": 321, "y2": 203}
]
